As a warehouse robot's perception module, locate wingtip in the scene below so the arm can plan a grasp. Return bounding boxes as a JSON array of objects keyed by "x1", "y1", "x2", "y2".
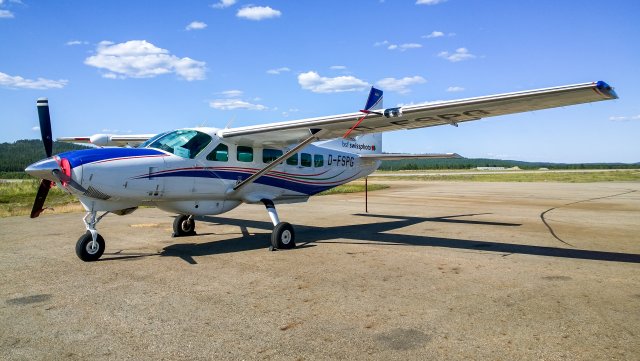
[{"x1": 595, "y1": 80, "x2": 618, "y2": 99}]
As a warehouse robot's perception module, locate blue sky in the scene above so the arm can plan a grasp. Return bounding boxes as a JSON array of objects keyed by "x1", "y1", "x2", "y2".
[{"x1": 1, "y1": 0, "x2": 638, "y2": 162}]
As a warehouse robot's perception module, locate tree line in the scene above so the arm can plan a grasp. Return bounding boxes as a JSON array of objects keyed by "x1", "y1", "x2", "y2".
[
  {"x1": 377, "y1": 157, "x2": 640, "y2": 171},
  {"x1": 0, "y1": 139, "x2": 638, "y2": 178},
  {"x1": 0, "y1": 140, "x2": 88, "y2": 178}
]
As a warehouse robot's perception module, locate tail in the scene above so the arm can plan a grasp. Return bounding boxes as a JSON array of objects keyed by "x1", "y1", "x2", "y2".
[
  {"x1": 363, "y1": 86, "x2": 383, "y2": 112},
  {"x1": 319, "y1": 86, "x2": 384, "y2": 154},
  {"x1": 342, "y1": 87, "x2": 384, "y2": 139}
]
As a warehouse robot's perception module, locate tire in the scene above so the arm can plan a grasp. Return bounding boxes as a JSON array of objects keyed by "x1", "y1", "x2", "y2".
[
  {"x1": 75, "y1": 232, "x2": 105, "y2": 262},
  {"x1": 271, "y1": 222, "x2": 295, "y2": 250},
  {"x1": 173, "y1": 214, "x2": 196, "y2": 237}
]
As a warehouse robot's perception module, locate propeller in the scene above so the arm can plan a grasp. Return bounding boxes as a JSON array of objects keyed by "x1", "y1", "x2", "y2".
[
  {"x1": 30, "y1": 98, "x2": 54, "y2": 218},
  {"x1": 37, "y1": 98, "x2": 53, "y2": 158}
]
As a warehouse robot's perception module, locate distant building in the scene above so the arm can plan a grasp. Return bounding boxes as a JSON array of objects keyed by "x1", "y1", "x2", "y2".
[
  {"x1": 476, "y1": 167, "x2": 506, "y2": 171},
  {"x1": 476, "y1": 166, "x2": 520, "y2": 171}
]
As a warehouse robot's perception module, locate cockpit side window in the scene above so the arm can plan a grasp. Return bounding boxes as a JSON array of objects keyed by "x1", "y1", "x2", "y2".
[
  {"x1": 144, "y1": 130, "x2": 212, "y2": 159},
  {"x1": 207, "y1": 143, "x2": 229, "y2": 162}
]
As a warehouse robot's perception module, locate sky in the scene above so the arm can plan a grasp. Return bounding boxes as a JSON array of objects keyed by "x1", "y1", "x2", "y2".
[{"x1": 1, "y1": 0, "x2": 639, "y2": 163}]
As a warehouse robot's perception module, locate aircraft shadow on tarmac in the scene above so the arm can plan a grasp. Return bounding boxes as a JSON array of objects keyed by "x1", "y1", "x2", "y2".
[{"x1": 150, "y1": 213, "x2": 640, "y2": 265}]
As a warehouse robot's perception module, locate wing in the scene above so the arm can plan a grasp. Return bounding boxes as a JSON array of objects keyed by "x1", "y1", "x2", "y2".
[
  {"x1": 218, "y1": 81, "x2": 617, "y2": 147},
  {"x1": 57, "y1": 134, "x2": 155, "y2": 147}
]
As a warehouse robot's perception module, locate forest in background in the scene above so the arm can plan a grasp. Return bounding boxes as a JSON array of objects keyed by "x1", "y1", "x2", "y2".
[{"x1": 1, "y1": 139, "x2": 638, "y2": 178}]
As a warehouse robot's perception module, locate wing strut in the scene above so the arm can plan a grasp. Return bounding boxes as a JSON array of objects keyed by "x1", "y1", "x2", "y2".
[{"x1": 232, "y1": 129, "x2": 321, "y2": 192}]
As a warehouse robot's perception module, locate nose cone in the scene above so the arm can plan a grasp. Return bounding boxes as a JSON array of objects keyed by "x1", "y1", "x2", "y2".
[{"x1": 25, "y1": 157, "x2": 60, "y2": 182}]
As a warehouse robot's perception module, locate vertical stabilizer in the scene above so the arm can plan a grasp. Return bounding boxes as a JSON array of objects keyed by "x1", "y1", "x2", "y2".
[
  {"x1": 342, "y1": 87, "x2": 384, "y2": 139},
  {"x1": 363, "y1": 87, "x2": 383, "y2": 111}
]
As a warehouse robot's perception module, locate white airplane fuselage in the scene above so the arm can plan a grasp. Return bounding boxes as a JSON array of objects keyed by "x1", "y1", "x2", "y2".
[{"x1": 36, "y1": 128, "x2": 381, "y2": 216}]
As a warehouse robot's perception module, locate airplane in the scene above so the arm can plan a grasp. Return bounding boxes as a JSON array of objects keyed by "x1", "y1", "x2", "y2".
[{"x1": 25, "y1": 81, "x2": 618, "y2": 262}]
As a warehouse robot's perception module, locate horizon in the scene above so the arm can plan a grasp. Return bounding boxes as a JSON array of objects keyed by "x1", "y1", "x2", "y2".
[
  {"x1": 2, "y1": 138, "x2": 638, "y2": 165},
  {"x1": 1, "y1": 1, "x2": 638, "y2": 163}
]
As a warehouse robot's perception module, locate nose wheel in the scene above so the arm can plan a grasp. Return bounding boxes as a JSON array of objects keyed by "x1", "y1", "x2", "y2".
[
  {"x1": 76, "y1": 232, "x2": 105, "y2": 262},
  {"x1": 262, "y1": 199, "x2": 296, "y2": 251}
]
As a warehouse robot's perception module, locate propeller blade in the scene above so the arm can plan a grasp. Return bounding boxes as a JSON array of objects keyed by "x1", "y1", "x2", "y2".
[
  {"x1": 30, "y1": 179, "x2": 52, "y2": 218},
  {"x1": 37, "y1": 98, "x2": 53, "y2": 157}
]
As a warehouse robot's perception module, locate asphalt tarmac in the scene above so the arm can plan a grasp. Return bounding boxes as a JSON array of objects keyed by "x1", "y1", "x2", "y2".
[{"x1": 1, "y1": 181, "x2": 639, "y2": 360}]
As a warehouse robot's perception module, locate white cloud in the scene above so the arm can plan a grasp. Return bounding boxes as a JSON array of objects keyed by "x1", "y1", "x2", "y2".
[
  {"x1": 423, "y1": 31, "x2": 444, "y2": 38},
  {"x1": 66, "y1": 40, "x2": 88, "y2": 46},
  {"x1": 282, "y1": 108, "x2": 300, "y2": 117},
  {"x1": 211, "y1": 0, "x2": 236, "y2": 9},
  {"x1": 32, "y1": 126, "x2": 40, "y2": 132},
  {"x1": 399, "y1": 43, "x2": 422, "y2": 51},
  {"x1": 186, "y1": 21, "x2": 207, "y2": 31},
  {"x1": 446, "y1": 86, "x2": 465, "y2": 92},
  {"x1": 0, "y1": 0, "x2": 19, "y2": 18},
  {"x1": 84, "y1": 40, "x2": 206, "y2": 81},
  {"x1": 373, "y1": 40, "x2": 389, "y2": 47},
  {"x1": 298, "y1": 71, "x2": 369, "y2": 93},
  {"x1": 220, "y1": 89, "x2": 243, "y2": 97},
  {"x1": 209, "y1": 99, "x2": 267, "y2": 111},
  {"x1": 0, "y1": 71, "x2": 68, "y2": 89},
  {"x1": 330, "y1": 65, "x2": 347, "y2": 70},
  {"x1": 386, "y1": 43, "x2": 423, "y2": 51},
  {"x1": 416, "y1": 0, "x2": 447, "y2": 5},
  {"x1": 376, "y1": 76, "x2": 426, "y2": 94},
  {"x1": 237, "y1": 6, "x2": 281, "y2": 20},
  {"x1": 438, "y1": 47, "x2": 476, "y2": 62},
  {"x1": 266, "y1": 67, "x2": 290, "y2": 75},
  {"x1": 609, "y1": 115, "x2": 640, "y2": 121}
]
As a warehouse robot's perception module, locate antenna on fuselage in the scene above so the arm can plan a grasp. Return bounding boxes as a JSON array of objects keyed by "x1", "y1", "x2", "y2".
[{"x1": 224, "y1": 115, "x2": 237, "y2": 129}]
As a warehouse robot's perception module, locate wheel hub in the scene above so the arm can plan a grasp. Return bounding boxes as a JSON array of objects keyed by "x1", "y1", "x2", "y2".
[
  {"x1": 86, "y1": 241, "x2": 99, "y2": 255},
  {"x1": 181, "y1": 220, "x2": 192, "y2": 232},
  {"x1": 281, "y1": 230, "x2": 291, "y2": 244}
]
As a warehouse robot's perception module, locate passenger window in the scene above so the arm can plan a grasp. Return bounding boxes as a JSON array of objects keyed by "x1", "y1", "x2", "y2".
[
  {"x1": 237, "y1": 146, "x2": 254, "y2": 162},
  {"x1": 300, "y1": 153, "x2": 312, "y2": 167},
  {"x1": 314, "y1": 154, "x2": 324, "y2": 167},
  {"x1": 286, "y1": 154, "x2": 298, "y2": 166},
  {"x1": 206, "y1": 143, "x2": 229, "y2": 162},
  {"x1": 263, "y1": 148, "x2": 283, "y2": 163}
]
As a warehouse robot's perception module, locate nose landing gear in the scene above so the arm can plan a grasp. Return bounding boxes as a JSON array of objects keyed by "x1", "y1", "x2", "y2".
[{"x1": 76, "y1": 211, "x2": 108, "y2": 262}]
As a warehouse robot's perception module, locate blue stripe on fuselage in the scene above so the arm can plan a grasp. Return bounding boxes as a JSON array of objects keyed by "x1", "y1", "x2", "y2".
[
  {"x1": 145, "y1": 169, "x2": 341, "y2": 195},
  {"x1": 57, "y1": 148, "x2": 165, "y2": 168}
]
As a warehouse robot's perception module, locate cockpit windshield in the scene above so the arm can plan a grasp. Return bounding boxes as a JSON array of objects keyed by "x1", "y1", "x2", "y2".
[{"x1": 141, "y1": 130, "x2": 212, "y2": 159}]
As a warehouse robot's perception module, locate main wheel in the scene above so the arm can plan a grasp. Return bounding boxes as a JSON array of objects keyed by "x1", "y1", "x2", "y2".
[
  {"x1": 271, "y1": 222, "x2": 295, "y2": 250},
  {"x1": 173, "y1": 214, "x2": 196, "y2": 237},
  {"x1": 75, "y1": 232, "x2": 105, "y2": 262}
]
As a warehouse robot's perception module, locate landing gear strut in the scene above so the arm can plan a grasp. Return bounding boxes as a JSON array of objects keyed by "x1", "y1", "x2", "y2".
[
  {"x1": 173, "y1": 214, "x2": 196, "y2": 237},
  {"x1": 76, "y1": 211, "x2": 108, "y2": 262},
  {"x1": 262, "y1": 199, "x2": 296, "y2": 251}
]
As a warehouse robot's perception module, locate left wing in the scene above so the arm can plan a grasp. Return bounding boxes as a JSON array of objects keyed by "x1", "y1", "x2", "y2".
[{"x1": 218, "y1": 81, "x2": 617, "y2": 147}]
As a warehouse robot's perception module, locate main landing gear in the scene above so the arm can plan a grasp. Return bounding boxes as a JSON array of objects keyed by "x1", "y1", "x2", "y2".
[
  {"x1": 171, "y1": 201, "x2": 296, "y2": 251},
  {"x1": 76, "y1": 211, "x2": 108, "y2": 262},
  {"x1": 262, "y1": 199, "x2": 296, "y2": 251},
  {"x1": 173, "y1": 214, "x2": 196, "y2": 237}
]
